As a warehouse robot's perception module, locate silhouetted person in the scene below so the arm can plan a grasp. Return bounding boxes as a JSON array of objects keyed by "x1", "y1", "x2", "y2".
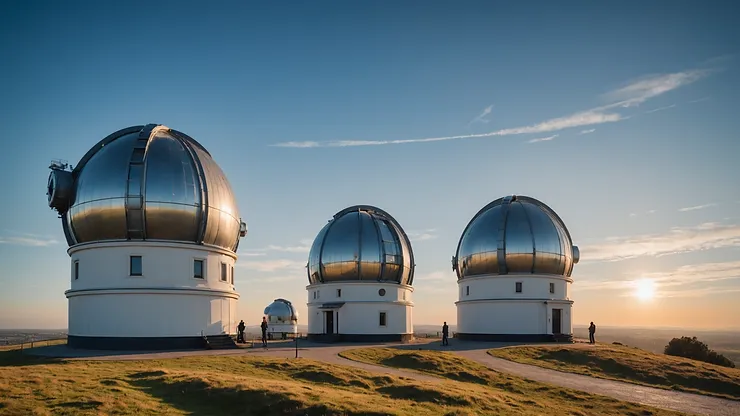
[
  {"x1": 442, "y1": 321, "x2": 449, "y2": 346},
  {"x1": 261, "y1": 317, "x2": 268, "y2": 348},
  {"x1": 237, "y1": 320, "x2": 246, "y2": 343},
  {"x1": 588, "y1": 322, "x2": 596, "y2": 344}
]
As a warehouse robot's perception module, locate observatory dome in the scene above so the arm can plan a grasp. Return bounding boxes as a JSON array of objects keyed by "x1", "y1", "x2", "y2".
[
  {"x1": 264, "y1": 299, "x2": 298, "y2": 322},
  {"x1": 453, "y1": 195, "x2": 579, "y2": 279},
  {"x1": 308, "y1": 205, "x2": 415, "y2": 285},
  {"x1": 47, "y1": 124, "x2": 247, "y2": 252}
]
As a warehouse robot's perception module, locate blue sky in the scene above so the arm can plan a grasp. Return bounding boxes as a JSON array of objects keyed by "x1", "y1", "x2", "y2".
[{"x1": 1, "y1": 1, "x2": 738, "y2": 329}]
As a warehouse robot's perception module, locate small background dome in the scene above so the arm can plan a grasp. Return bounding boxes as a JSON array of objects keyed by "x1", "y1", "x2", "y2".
[
  {"x1": 264, "y1": 298, "x2": 298, "y2": 323},
  {"x1": 453, "y1": 195, "x2": 579, "y2": 279},
  {"x1": 47, "y1": 124, "x2": 247, "y2": 252},
  {"x1": 307, "y1": 205, "x2": 415, "y2": 285}
]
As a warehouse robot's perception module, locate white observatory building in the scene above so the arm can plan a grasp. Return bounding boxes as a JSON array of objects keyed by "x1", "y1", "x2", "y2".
[
  {"x1": 452, "y1": 195, "x2": 579, "y2": 342},
  {"x1": 46, "y1": 124, "x2": 247, "y2": 350},
  {"x1": 263, "y1": 298, "x2": 299, "y2": 339},
  {"x1": 306, "y1": 205, "x2": 415, "y2": 342}
]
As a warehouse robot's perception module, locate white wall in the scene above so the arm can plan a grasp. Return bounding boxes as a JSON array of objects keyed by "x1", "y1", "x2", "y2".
[
  {"x1": 66, "y1": 241, "x2": 240, "y2": 337},
  {"x1": 306, "y1": 282, "x2": 413, "y2": 335},
  {"x1": 457, "y1": 274, "x2": 573, "y2": 335}
]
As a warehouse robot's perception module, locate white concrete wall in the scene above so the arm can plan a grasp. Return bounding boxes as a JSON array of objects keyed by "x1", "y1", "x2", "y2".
[
  {"x1": 66, "y1": 241, "x2": 240, "y2": 337},
  {"x1": 306, "y1": 282, "x2": 413, "y2": 335},
  {"x1": 268, "y1": 323, "x2": 298, "y2": 335},
  {"x1": 457, "y1": 274, "x2": 573, "y2": 335}
]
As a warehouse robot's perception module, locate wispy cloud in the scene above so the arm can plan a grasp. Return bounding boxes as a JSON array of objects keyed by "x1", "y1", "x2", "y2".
[
  {"x1": 236, "y1": 259, "x2": 306, "y2": 273},
  {"x1": 528, "y1": 134, "x2": 558, "y2": 144},
  {"x1": 644, "y1": 104, "x2": 677, "y2": 114},
  {"x1": 241, "y1": 239, "x2": 313, "y2": 256},
  {"x1": 687, "y1": 96, "x2": 710, "y2": 104},
  {"x1": 468, "y1": 105, "x2": 493, "y2": 125},
  {"x1": 576, "y1": 260, "x2": 740, "y2": 299},
  {"x1": 581, "y1": 222, "x2": 740, "y2": 263},
  {"x1": 407, "y1": 228, "x2": 438, "y2": 242},
  {"x1": 678, "y1": 203, "x2": 717, "y2": 212},
  {"x1": 628, "y1": 209, "x2": 656, "y2": 218},
  {"x1": 0, "y1": 232, "x2": 59, "y2": 247},
  {"x1": 272, "y1": 65, "x2": 715, "y2": 148},
  {"x1": 579, "y1": 129, "x2": 596, "y2": 135}
]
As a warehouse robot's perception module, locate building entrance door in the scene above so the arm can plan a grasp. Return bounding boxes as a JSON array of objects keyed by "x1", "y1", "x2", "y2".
[
  {"x1": 552, "y1": 308, "x2": 562, "y2": 334},
  {"x1": 324, "y1": 311, "x2": 334, "y2": 335}
]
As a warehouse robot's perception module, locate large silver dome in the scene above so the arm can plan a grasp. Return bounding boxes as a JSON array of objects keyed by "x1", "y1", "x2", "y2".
[
  {"x1": 46, "y1": 124, "x2": 247, "y2": 252},
  {"x1": 264, "y1": 299, "x2": 298, "y2": 322},
  {"x1": 307, "y1": 205, "x2": 415, "y2": 285},
  {"x1": 452, "y1": 195, "x2": 579, "y2": 279}
]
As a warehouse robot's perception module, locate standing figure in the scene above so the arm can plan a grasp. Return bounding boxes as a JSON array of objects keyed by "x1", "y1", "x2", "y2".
[
  {"x1": 588, "y1": 321, "x2": 596, "y2": 344},
  {"x1": 442, "y1": 321, "x2": 449, "y2": 346},
  {"x1": 237, "y1": 320, "x2": 246, "y2": 343},
  {"x1": 261, "y1": 316, "x2": 269, "y2": 348}
]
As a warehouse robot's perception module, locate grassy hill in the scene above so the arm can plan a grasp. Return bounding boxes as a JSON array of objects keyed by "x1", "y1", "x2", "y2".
[
  {"x1": 339, "y1": 348, "x2": 683, "y2": 415},
  {"x1": 0, "y1": 345, "x2": 684, "y2": 415},
  {"x1": 488, "y1": 343, "x2": 740, "y2": 400}
]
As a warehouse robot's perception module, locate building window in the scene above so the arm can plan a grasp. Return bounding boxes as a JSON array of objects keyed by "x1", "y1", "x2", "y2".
[
  {"x1": 336, "y1": 289, "x2": 342, "y2": 298},
  {"x1": 466, "y1": 285, "x2": 469, "y2": 296},
  {"x1": 130, "y1": 256, "x2": 142, "y2": 276},
  {"x1": 515, "y1": 282, "x2": 522, "y2": 293},
  {"x1": 549, "y1": 282, "x2": 555, "y2": 294},
  {"x1": 74, "y1": 261, "x2": 79, "y2": 280},
  {"x1": 313, "y1": 291, "x2": 316, "y2": 299},
  {"x1": 378, "y1": 288, "x2": 386, "y2": 297},
  {"x1": 231, "y1": 266, "x2": 235, "y2": 284},
  {"x1": 379, "y1": 312, "x2": 387, "y2": 327},
  {"x1": 220, "y1": 263, "x2": 227, "y2": 282},
  {"x1": 193, "y1": 260, "x2": 204, "y2": 279}
]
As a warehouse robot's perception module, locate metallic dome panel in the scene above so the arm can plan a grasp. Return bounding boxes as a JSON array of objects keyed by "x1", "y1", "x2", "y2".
[
  {"x1": 453, "y1": 195, "x2": 579, "y2": 279},
  {"x1": 307, "y1": 205, "x2": 415, "y2": 285},
  {"x1": 48, "y1": 124, "x2": 246, "y2": 252},
  {"x1": 264, "y1": 298, "x2": 298, "y2": 321}
]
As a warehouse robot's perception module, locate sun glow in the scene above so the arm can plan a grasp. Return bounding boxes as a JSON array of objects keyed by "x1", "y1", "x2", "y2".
[{"x1": 635, "y1": 278, "x2": 656, "y2": 300}]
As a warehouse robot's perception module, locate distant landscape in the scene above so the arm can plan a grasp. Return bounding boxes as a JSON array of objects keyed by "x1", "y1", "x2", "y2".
[{"x1": 3, "y1": 325, "x2": 738, "y2": 365}]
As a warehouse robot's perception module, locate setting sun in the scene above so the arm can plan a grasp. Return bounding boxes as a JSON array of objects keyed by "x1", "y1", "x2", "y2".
[{"x1": 635, "y1": 279, "x2": 656, "y2": 300}]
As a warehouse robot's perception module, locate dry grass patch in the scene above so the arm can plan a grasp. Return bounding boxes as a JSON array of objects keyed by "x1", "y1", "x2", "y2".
[
  {"x1": 340, "y1": 347, "x2": 684, "y2": 415},
  {"x1": 488, "y1": 343, "x2": 740, "y2": 400}
]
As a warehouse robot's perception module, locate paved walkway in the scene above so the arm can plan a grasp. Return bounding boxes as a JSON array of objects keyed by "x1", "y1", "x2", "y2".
[{"x1": 26, "y1": 340, "x2": 740, "y2": 415}]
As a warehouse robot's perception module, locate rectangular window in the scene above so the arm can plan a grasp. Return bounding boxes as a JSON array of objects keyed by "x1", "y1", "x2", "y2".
[
  {"x1": 466, "y1": 285, "x2": 470, "y2": 296},
  {"x1": 379, "y1": 312, "x2": 387, "y2": 327},
  {"x1": 231, "y1": 266, "x2": 235, "y2": 284},
  {"x1": 549, "y1": 282, "x2": 555, "y2": 294},
  {"x1": 130, "y1": 256, "x2": 142, "y2": 276},
  {"x1": 515, "y1": 282, "x2": 522, "y2": 293},
  {"x1": 313, "y1": 291, "x2": 316, "y2": 299},
  {"x1": 193, "y1": 260, "x2": 204, "y2": 279},
  {"x1": 336, "y1": 288, "x2": 341, "y2": 298},
  {"x1": 74, "y1": 261, "x2": 79, "y2": 280},
  {"x1": 220, "y1": 263, "x2": 227, "y2": 282}
]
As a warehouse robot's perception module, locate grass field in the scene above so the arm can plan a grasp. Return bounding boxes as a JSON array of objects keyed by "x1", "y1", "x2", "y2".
[
  {"x1": 488, "y1": 344, "x2": 740, "y2": 400},
  {"x1": 339, "y1": 347, "x2": 684, "y2": 415},
  {"x1": 0, "y1": 345, "x2": 685, "y2": 416}
]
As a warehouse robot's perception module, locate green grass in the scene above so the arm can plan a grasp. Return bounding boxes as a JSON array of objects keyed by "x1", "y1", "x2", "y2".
[
  {"x1": 340, "y1": 347, "x2": 684, "y2": 415},
  {"x1": 0, "y1": 345, "x2": 685, "y2": 416},
  {"x1": 488, "y1": 343, "x2": 740, "y2": 400}
]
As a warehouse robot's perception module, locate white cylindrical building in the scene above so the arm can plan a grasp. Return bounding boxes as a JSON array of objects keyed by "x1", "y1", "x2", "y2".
[
  {"x1": 306, "y1": 205, "x2": 415, "y2": 342},
  {"x1": 264, "y1": 298, "x2": 299, "y2": 339},
  {"x1": 46, "y1": 124, "x2": 247, "y2": 350},
  {"x1": 452, "y1": 195, "x2": 579, "y2": 342}
]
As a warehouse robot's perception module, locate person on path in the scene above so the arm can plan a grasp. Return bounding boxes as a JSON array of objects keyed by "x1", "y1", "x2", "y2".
[
  {"x1": 237, "y1": 320, "x2": 246, "y2": 343},
  {"x1": 260, "y1": 316, "x2": 269, "y2": 348},
  {"x1": 442, "y1": 321, "x2": 449, "y2": 346},
  {"x1": 588, "y1": 321, "x2": 596, "y2": 344}
]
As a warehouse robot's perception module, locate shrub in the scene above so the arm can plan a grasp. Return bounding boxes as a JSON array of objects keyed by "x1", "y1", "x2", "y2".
[{"x1": 664, "y1": 336, "x2": 735, "y2": 368}]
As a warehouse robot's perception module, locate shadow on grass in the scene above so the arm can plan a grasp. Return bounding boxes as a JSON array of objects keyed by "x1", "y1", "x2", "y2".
[
  {"x1": 377, "y1": 385, "x2": 470, "y2": 406},
  {"x1": 537, "y1": 348, "x2": 740, "y2": 399},
  {"x1": 0, "y1": 348, "x2": 61, "y2": 367},
  {"x1": 127, "y1": 373, "x2": 389, "y2": 416},
  {"x1": 56, "y1": 400, "x2": 103, "y2": 410}
]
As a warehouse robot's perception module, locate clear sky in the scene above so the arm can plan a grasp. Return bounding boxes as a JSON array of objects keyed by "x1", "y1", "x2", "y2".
[{"x1": 1, "y1": 1, "x2": 738, "y2": 330}]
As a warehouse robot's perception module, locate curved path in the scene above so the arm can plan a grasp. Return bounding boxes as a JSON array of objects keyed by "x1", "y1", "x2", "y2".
[{"x1": 27, "y1": 340, "x2": 739, "y2": 415}]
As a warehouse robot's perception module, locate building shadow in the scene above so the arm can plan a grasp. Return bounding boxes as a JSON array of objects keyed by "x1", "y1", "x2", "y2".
[
  {"x1": 125, "y1": 372, "x2": 389, "y2": 416},
  {"x1": 0, "y1": 348, "x2": 62, "y2": 367}
]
